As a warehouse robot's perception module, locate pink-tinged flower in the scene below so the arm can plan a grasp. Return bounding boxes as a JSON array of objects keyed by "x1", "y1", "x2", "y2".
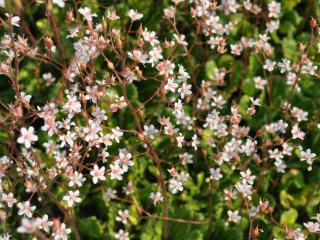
[
  {"x1": 90, "y1": 165, "x2": 106, "y2": 184},
  {"x1": 63, "y1": 95, "x2": 81, "y2": 118},
  {"x1": 169, "y1": 178, "x2": 183, "y2": 194},
  {"x1": 268, "y1": 1, "x2": 281, "y2": 18},
  {"x1": 116, "y1": 149, "x2": 133, "y2": 172},
  {"x1": 68, "y1": 171, "x2": 86, "y2": 187},
  {"x1": 227, "y1": 210, "x2": 241, "y2": 223},
  {"x1": 116, "y1": 209, "x2": 130, "y2": 224},
  {"x1": 17, "y1": 91, "x2": 32, "y2": 103},
  {"x1": 78, "y1": 7, "x2": 97, "y2": 22},
  {"x1": 36, "y1": 214, "x2": 53, "y2": 233},
  {"x1": 300, "y1": 149, "x2": 316, "y2": 165},
  {"x1": 109, "y1": 162, "x2": 124, "y2": 180},
  {"x1": 209, "y1": 168, "x2": 223, "y2": 181},
  {"x1": 106, "y1": 10, "x2": 120, "y2": 21},
  {"x1": 263, "y1": 59, "x2": 276, "y2": 72},
  {"x1": 2, "y1": 192, "x2": 17, "y2": 208},
  {"x1": 17, "y1": 201, "x2": 36, "y2": 218},
  {"x1": 178, "y1": 83, "x2": 192, "y2": 99},
  {"x1": 128, "y1": 9, "x2": 143, "y2": 21},
  {"x1": 115, "y1": 229, "x2": 129, "y2": 240},
  {"x1": 303, "y1": 222, "x2": 320, "y2": 233},
  {"x1": 254, "y1": 76, "x2": 267, "y2": 90},
  {"x1": 291, "y1": 124, "x2": 305, "y2": 140},
  {"x1": 52, "y1": 223, "x2": 71, "y2": 240},
  {"x1": 240, "y1": 169, "x2": 255, "y2": 185},
  {"x1": 149, "y1": 192, "x2": 163, "y2": 206},
  {"x1": 17, "y1": 218, "x2": 37, "y2": 233},
  {"x1": 301, "y1": 62, "x2": 318, "y2": 76},
  {"x1": 157, "y1": 60, "x2": 175, "y2": 75},
  {"x1": 63, "y1": 190, "x2": 81, "y2": 207},
  {"x1": 17, "y1": 127, "x2": 38, "y2": 149}
]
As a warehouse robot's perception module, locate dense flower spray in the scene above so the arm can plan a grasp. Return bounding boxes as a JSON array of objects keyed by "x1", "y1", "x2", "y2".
[{"x1": 0, "y1": 0, "x2": 320, "y2": 239}]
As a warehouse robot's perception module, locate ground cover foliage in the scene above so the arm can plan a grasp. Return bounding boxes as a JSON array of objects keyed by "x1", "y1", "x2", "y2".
[{"x1": 1, "y1": 0, "x2": 320, "y2": 239}]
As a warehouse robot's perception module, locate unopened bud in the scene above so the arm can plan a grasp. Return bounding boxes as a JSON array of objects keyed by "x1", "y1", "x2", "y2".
[
  {"x1": 67, "y1": 10, "x2": 74, "y2": 22},
  {"x1": 310, "y1": 17, "x2": 317, "y2": 29},
  {"x1": 44, "y1": 37, "x2": 53, "y2": 50},
  {"x1": 107, "y1": 60, "x2": 114, "y2": 70},
  {"x1": 138, "y1": 133, "x2": 145, "y2": 141},
  {"x1": 252, "y1": 226, "x2": 261, "y2": 238},
  {"x1": 102, "y1": 17, "x2": 107, "y2": 32}
]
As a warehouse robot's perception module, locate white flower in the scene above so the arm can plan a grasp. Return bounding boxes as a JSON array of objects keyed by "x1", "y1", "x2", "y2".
[
  {"x1": 43, "y1": 72, "x2": 56, "y2": 86},
  {"x1": 5, "y1": 14, "x2": 20, "y2": 27},
  {"x1": 17, "y1": 201, "x2": 36, "y2": 218},
  {"x1": 209, "y1": 168, "x2": 223, "y2": 181},
  {"x1": 235, "y1": 182, "x2": 252, "y2": 198},
  {"x1": 59, "y1": 131, "x2": 76, "y2": 147},
  {"x1": 149, "y1": 192, "x2": 163, "y2": 206},
  {"x1": 36, "y1": 214, "x2": 53, "y2": 233},
  {"x1": 104, "y1": 188, "x2": 117, "y2": 201},
  {"x1": 149, "y1": 47, "x2": 163, "y2": 65},
  {"x1": 17, "y1": 127, "x2": 38, "y2": 149},
  {"x1": 0, "y1": 233, "x2": 11, "y2": 240},
  {"x1": 291, "y1": 124, "x2": 305, "y2": 140},
  {"x1": 111, "y1": 127, "x2": 123, "y2": 143},
  {"x1": 90, "y1": 165, "x2": 106, "y2": 184},
  {"x1": 277, "y1": 58, "x2": 291, "y2": 73},
  {"x1": 164, "y1": 78, "x2": 178, "y2": 93},
  {"x1": 228, "y1": 210, "x2": 241, "y2": 223},
  {"x1": 303, "y1": 222, "x2": 320, "y2": 233},
  {"x1": 191, "y1": 134, "x2": 200, "y2": 151},
  {"x1": 291, "y1": 107, "x2": 308, "y2": 122},
  {"x1": 18, "y1": 91, "x2": 32, "y2": 103},
  {"x1": 268, "y1": 1, "x2": 281, "y2": 18},
  {"x1": 52, "y1": 0, "x2": 65, "y2": 8},
  {"x1": 274, "y1": 159, "x2": 287, "y2": 173},
  {"x1": 301, "y1": 62, "x2": 318, "y2": 76},
  {"x1": 254, "y1": 76, "x2": 267, "y2": 90},
  {"x1": 68, "y1": 171, "x2": 86, "y2": 187},
  {"x1": 300, "y1": 149, "x2": 316, "y2": 165},
  {"x1": 106, "y1": 10, "x2": 120, "y2": 21},
  {"x1": 63, "y1": 190, "x2": 81, "y2": 207},
  {"x1": 128, "y1": 9, "x2": 143, "y2": 21},
  {"x1": 263, "y1": 59, "x2": 276, "y2": 72},
  {"x1": 178, "y1": 83, "x2": 192, "y2": 99},
  {"x1": 116, "y1": 149, "x2": 134, "y2": 172},
  {"x1": 115, "y1": 229, "x2": 129, "y2": 240},
  {"x1": 116, "y1": 209, "x2": 129, "y2": 224},
  {"x1": 17, "y1": 218, "x2": 37, "y2": 233},
  {"x1": 78, "y1": 7, "x2": 97, "y2": 21},
  {"x1": 52, "y1": 223, "x2": 71, "y2": 240},
  {"x1": 176, "y1": 133, "x2": 184, "y2": 148},
  {"x1": 2, "y1": 192, "x2": 17, "y2": 208},
  {"x1": 169, "y1": 178, "x2": 183, "y2": 194},
  {"x1": 110, "y1": 162, "x2": 124, "y2": 180},
  {"x1": 63, "y1": 95, "x2": 81, "y2": 118},
  {"x1": 240, "y1": 169, "x2": 255, "y2": 185},
  {"x1": 143, "y1": 124, "x2": 158, "y2": 139}
]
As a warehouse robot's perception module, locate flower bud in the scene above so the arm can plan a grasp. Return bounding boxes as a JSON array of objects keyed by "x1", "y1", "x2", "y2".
[{"x1": 310, "y1": 17, "x2": 317, "y2": 29}]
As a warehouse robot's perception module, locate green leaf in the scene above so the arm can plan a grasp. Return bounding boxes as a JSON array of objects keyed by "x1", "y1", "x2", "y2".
[
  {"x1": 281, "y1": 0, "x2": 301, "y2": 10},
  {"x1": 280, "y1": 208, "x2": 298, "y2": 225},
  {"x1": 280, "y1": 190, "x2": 294, "y2": 208},
  {"x1": 282, "y1": 37, "x2": 298, "y2": 60},
  {"x1": 205, "y1": 60, "x2": 217, "y2": 79},
  {"x1": 78, "y1": 217, "x2": 103, "y2": 239}
]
